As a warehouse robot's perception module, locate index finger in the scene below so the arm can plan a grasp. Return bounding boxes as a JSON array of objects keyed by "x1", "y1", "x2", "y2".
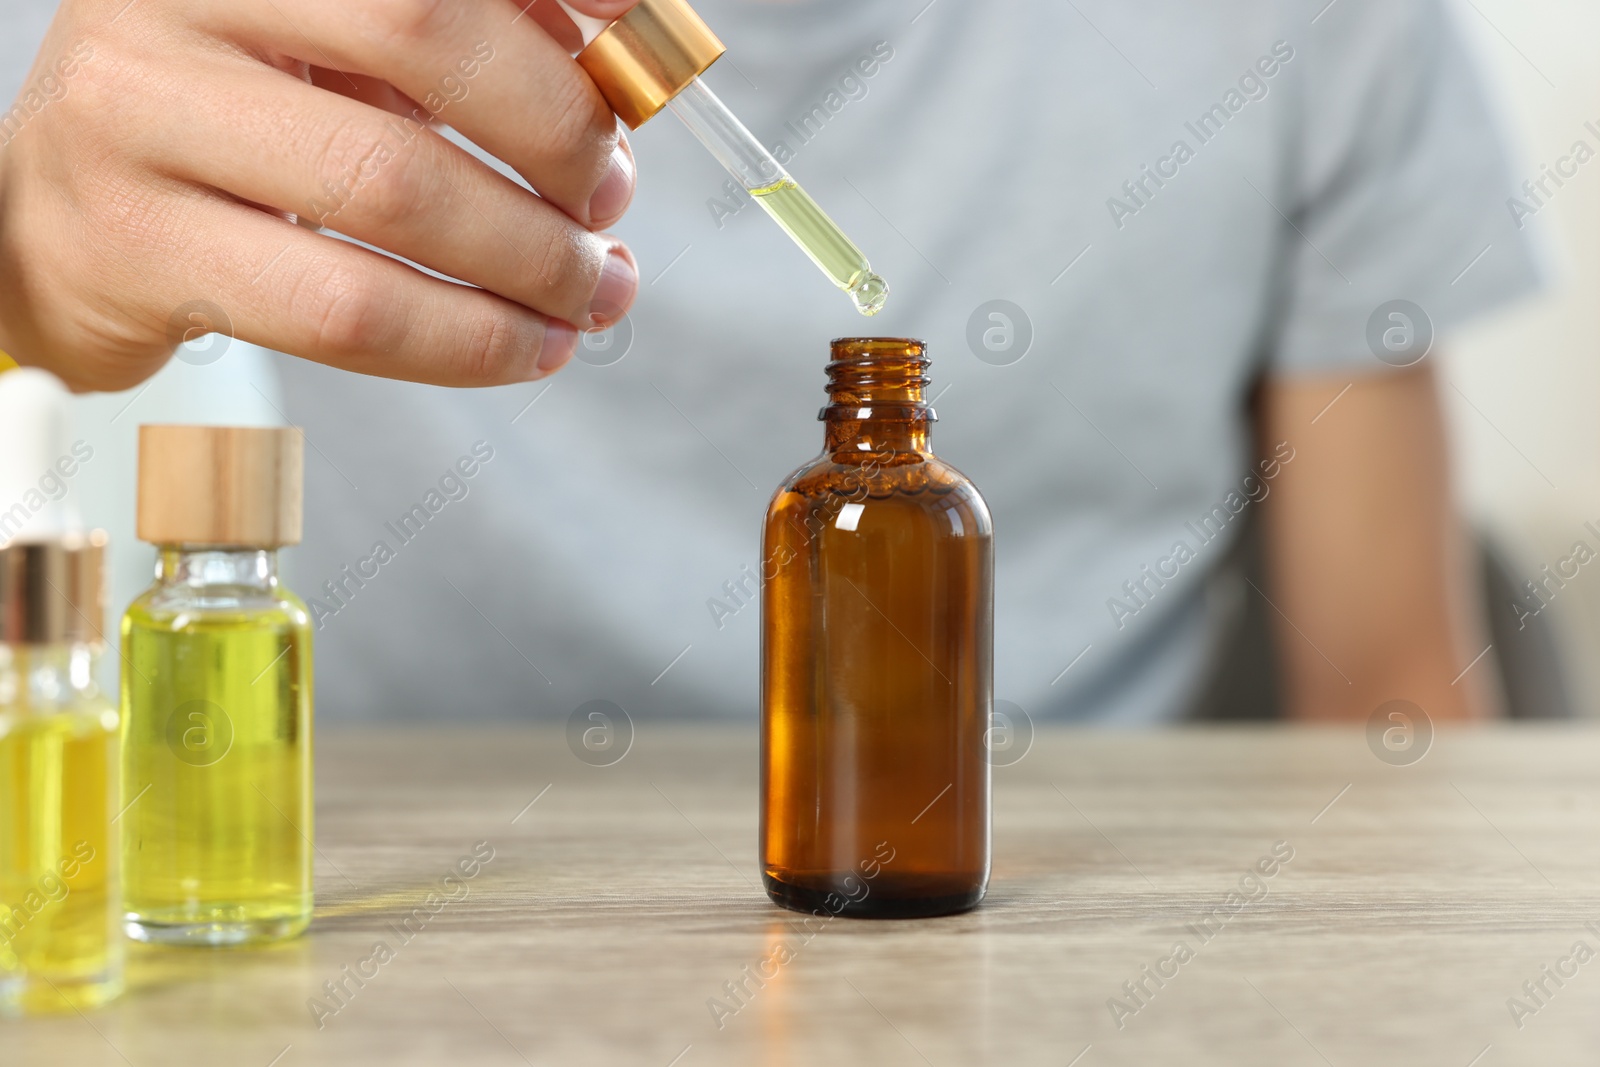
[{"x1": 204, "y1": 0, "x2": 632, "y2": 228}]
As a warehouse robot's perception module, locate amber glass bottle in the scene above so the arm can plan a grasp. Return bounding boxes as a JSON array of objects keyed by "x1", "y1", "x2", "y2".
[{"x1": 761, "y1": 338, "x2": 992, "y2": 919}]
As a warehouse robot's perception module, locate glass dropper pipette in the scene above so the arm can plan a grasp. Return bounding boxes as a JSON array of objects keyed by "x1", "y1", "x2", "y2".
[
  {"x1": 556, "y1": 0, "x2": 889, "y2": 316},
  {"x1": 665, "y1": 80, "x2": 887, "y2": 315}
]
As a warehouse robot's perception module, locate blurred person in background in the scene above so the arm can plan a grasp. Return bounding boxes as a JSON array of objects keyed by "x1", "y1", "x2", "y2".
[{"x1": 0, "y1": 0, "x2": 1542, "y2": 724}]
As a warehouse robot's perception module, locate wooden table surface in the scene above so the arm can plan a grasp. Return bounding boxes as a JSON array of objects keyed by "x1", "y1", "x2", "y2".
[{"x1": 9, "y1": 724, "x2": 1600, "y2": 1067}]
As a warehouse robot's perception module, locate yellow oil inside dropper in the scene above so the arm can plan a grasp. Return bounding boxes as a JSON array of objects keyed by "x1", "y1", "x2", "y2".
[
  {"x1": 663, "y1": 79, "x2": 888, "y2": 315},
  {"x1": 667, "y1": 76, "x2": 888, "y2": 315},
  {"x1": 561, "y1": 0, "x2": 889, "y2": 316},
  {"x1": 749, "y1": 180, "x2": 888, "y2": 315}
]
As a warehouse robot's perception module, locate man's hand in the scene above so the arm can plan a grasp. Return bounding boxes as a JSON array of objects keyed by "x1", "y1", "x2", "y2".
[
  {"x1": 1257, "y1": 363, "x2": 1500, "y2": 722},
  {"x1": 0, "y1": 0, "x2": 641, "y2": 392}
]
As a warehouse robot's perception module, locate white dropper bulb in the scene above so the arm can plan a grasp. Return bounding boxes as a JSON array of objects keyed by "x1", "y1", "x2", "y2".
[{"x1": 0, "y1": 368, "x2": 80, "y2": 545}]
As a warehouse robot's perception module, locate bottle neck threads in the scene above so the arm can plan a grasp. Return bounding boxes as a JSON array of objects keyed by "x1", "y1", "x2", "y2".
[{"x1": 821, "y1": 338, "x2": 934, "y2": 453}]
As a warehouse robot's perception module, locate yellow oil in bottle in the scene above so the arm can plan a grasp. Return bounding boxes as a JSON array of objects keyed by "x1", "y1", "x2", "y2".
[
  {"x1": 0, "y1": 668, "x2": 122, "y2": 1014},
  {"x1": 751, "y1": 180, "x2": 889, "y2": 316},
  {"x1": 121, "y1": 597, "x2": 313, "y2": 945}
]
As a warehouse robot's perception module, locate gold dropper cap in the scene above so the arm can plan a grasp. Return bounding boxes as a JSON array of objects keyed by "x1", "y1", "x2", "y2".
[
  {"x1": 576, "y1": 0, "x2": 725, "y2": 129},
  {"x1": 137, "y1": 425, "x2": 304, "y2": 547},
  {"x1": 0, "y1": 530, "x2": 109, "y2": 646}
]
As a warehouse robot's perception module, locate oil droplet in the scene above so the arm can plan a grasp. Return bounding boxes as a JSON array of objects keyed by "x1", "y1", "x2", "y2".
[{"x1": 849, "y1": 272, "x2": 889, "y2": 317}]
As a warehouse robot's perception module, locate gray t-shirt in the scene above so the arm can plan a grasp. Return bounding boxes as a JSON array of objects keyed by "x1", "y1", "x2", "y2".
[{"x1": 4, "y1": 0, "x2": 1540, "y2": 723}]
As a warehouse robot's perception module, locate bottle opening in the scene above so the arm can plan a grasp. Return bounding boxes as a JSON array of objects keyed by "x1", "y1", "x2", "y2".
[{"x1": 829, "y1": 336, "x2": 925, "y2": 361}]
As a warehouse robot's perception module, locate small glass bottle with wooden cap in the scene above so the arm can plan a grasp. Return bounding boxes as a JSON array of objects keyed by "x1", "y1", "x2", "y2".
[
  {"x1": 121, "y1": 425, "x2": 314, "y2": 945},
  {"x1": 0, "y1": 532, "x2": 123, "y2": 1013},
  {"x1": 761, "y1": 338, "x2": 993, "y2": 918}
]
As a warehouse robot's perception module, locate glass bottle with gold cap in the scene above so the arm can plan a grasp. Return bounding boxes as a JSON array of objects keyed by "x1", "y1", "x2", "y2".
[
  {"x1": 121, "y1": 425, "x2": 314, "y2": 945},
  {"x1": 761, "y1": 338, "x2": 993, "y2": 918},
  {"x1": 0, "y1": 532, "x2": 122, "y2": 1014}
]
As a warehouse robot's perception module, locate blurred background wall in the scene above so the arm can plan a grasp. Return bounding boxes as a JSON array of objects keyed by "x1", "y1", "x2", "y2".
[
  {"x1": 9, "y1": 0, "x2": 1597, "y2": 715},
  {"x1": 1442, "y1": 0, "x2": 1600, "y2": 715}
]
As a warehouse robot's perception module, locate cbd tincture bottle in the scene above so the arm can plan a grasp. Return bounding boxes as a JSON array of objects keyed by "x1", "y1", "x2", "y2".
[
  {"x1": 0, "y1": 534, "x2": 123, "y2": 1013},
  {"x1": 121, "y1": 426, "x2": 314, "y2": 944},
  {"x1": 761, "y1": 338, "x2": 993, "y2": 918}
]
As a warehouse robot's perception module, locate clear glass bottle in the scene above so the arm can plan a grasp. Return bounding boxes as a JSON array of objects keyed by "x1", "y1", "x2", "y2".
[
  {"x1": 761, "y1": 338, "x2": 993, "y2": 918},
  {"x1": 121, "y1": 426, "x2": 313, "y2": 945},
  {"x1": 0, "y1": 534, "x2": 123, "y2": 1014}
]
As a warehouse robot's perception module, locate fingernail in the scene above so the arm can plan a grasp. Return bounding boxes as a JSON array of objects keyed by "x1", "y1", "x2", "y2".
[
  {"x1": 537, "y1": 319, "x2": 578, "y2": 375},
  {"x1": 587, "y1": 141, "x2": 635, "y2": 225},
  {"x1": 588, "y1": 245, "x2": 638, "y2": 327}
]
